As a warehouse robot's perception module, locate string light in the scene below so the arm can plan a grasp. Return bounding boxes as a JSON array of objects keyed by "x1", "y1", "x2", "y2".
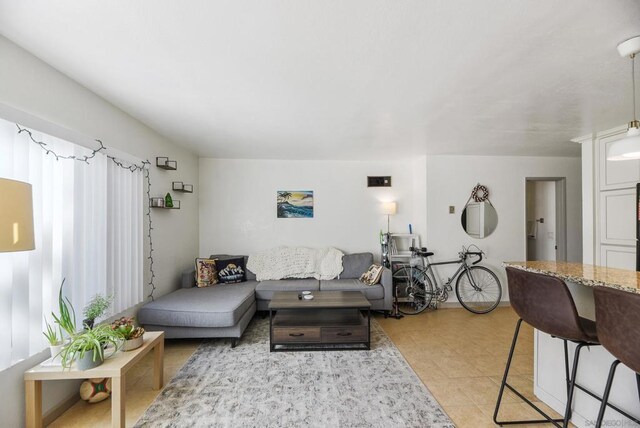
[
  {"x1": 144, "y1": 166, "x2": 157, "y2": 301},
  {"x1": 16, "y1": 124, "x2": 106, "y2": 163},
  {"x1": 15, "y1": 123, "x2": 157, "y2": 301}
]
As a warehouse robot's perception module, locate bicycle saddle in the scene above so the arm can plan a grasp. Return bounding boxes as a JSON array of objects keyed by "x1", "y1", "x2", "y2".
[{"x1": 412, "y1": 247, "x2": 434, "y2": 257}]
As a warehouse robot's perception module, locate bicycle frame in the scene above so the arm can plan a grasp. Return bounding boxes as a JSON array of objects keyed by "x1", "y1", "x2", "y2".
[
  {"x1": 409, "y1": 253, "x2": 480, "y2": 297},
  {"x1": 426, "y1": 258, "x2": 466, "y2": 288}
]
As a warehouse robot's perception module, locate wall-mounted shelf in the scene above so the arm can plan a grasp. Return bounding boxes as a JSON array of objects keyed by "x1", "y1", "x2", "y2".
[
  {"x1": 172, "y1": 182, "x2": 193, "y2": 193},
  {"x1": 383, "y1": 233, "x2": 422, "y2": 268},
  {"x1": 156, "y1": 157, "x2": 177, "y2": 170},
  {"x1": 149, "y1": 198, "x2": 180, "y2": 209}
]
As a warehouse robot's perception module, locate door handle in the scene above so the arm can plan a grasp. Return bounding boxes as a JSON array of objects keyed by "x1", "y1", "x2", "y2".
[{"x1": 289, "y1": 333, "x2": 304, "y2": 337}]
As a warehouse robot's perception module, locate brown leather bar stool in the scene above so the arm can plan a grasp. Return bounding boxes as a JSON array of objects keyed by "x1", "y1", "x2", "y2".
[
  {"x1": 593, "y1": 286, "x2": 640, "y2": 427},
  {"x1": 494, "y1": 267, "x2": 600, "y2": 427}
]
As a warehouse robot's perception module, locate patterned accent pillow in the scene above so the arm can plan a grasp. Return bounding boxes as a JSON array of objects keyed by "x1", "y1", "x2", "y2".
[
  {"x1": 195, "y1": 258, "x2": 218, "y2": 288},
  {"x1": 360, "y1": 264, "x2": 384, "y2": 285},
  {"x1": 216, "y1": 257, "x2": 246, "y2": 284}
]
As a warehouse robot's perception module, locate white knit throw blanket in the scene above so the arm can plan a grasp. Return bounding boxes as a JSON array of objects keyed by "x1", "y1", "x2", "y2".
[{"x1": 247, "y1": 246, "x2": 344, "y2": 281}]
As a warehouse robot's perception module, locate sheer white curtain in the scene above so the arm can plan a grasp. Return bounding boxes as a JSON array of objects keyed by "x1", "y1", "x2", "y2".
[
  {"x1": 107, "y1": 160, "x2": 144, "y2": 313},
  {"x1": 0, "y1": 117, "x2": 144, "y2": 370}
]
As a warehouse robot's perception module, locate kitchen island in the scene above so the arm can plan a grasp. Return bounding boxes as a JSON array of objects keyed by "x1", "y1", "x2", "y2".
[{"x1": 504, "y1": 261, "x2": 639, "y2": 427}]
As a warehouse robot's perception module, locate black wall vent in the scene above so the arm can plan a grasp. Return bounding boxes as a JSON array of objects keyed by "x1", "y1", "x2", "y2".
[{"x1": 367, "y1": 176, "x2": 392, "y2": 187}]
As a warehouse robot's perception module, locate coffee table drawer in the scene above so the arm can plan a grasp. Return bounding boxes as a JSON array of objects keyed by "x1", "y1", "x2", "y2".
[
  {"x1": 272, "y1": 327, "x2": 321, "y2": 343},
  {"x1": 321, "y1": 326, "x2": 368, "y2": 343}
]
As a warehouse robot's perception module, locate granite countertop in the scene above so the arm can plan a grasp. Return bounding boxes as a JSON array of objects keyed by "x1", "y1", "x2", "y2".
[{"x1": 503, "y1": 261, "x2": 640, "y2": 294}]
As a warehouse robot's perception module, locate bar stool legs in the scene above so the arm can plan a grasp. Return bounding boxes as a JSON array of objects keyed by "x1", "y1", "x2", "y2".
[
  {"x1": 562, "y1": 342, "x2": 587, "y2": 427},
  {"x1": 562, "y1": 340, "x2": 573, "y2": 422},
  {"x1": 594, "y1": 361, "x2": 640, "y2": 428},
  {"x1": 493, "y1": 318, "x2": 565, "y2": 427},
  {"x1": 596, "y1": 360, "x2": 621, "y2": 427}
]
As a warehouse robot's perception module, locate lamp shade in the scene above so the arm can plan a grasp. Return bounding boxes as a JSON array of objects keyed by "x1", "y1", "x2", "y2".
[
  {"x1": 607, "y1": 127, "x2": 640, "y2": 161},
  {"x1": 381, "y1": 201, "x2": 397, "y2": 215},
  {"x1": 0, "y1": 178, "x2": 35, "y2": 252}
]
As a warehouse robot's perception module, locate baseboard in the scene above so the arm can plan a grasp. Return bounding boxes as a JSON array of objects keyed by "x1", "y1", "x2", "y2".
[
  {"x1": 437, "y1": 300, "x2": 511, "y2": 309},
  {"x1": 43, "y1": 391, "x2": 80, "y2": 426}
]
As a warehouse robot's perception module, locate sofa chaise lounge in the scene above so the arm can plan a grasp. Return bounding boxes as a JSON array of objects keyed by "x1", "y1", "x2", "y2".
[{"x1": 137, "y1": 252, "x2": 392, "y2": 346}]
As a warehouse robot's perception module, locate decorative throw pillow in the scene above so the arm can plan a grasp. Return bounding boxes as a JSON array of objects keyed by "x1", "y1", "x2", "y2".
[
  {"x1": 195, "y1": 258, "x2": 218, "y2": 287},
  {"x1": 216, "y1": 257, "x2": 246, "y2": 284},
  {"x1": 360, "y1": 264, "x2": 384, "y2": 285}
]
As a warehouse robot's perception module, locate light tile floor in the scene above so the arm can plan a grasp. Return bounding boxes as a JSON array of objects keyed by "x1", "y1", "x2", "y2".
[
  {"x1": 376, "y1": 306, "x2": 565, "y2": 428},
  {"x1": 51, "y1": 307, "x2": 562, "y2": 427}
]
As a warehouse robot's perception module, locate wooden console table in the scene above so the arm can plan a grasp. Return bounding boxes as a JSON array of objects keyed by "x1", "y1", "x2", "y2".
[{"x1": 24, "y1": 331, "x2": 164, "y2": 428}]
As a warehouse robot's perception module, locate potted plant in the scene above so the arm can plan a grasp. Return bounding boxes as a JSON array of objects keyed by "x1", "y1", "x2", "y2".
[
  {"x1": 52, "y1": 279, "x2": 77, "y2": 338},
  {"x1": 60, "y1": 324, "x2": 123, "y2": 370},
  {"x1": 43, "y1": 317, "x2": 64, "y2": 364},
  {"x1": 111, "y1": 317, "x2": 145, "y2": 351},
  {"x1": 82, "y1": 294, "x2": 113, "y2": 329}
]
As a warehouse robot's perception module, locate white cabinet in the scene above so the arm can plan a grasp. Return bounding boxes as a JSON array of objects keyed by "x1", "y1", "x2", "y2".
[
  {"x1": 578, "y1": 125, "x2": 638, "y2": 269},
  {"x1": 599, "y1": 188, "x2": 636, "y2": 246},
  {"x1": 600, "y1": 245, "x2": 636, "y2": 270},
  {"x1": 599, "y1": 132, "x2": 640, "y2": 190}
]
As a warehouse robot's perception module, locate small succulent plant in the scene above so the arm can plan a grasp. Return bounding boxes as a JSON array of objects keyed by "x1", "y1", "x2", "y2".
[{"x1": 111, "y1": 317, "x2": 145, "y2": 340}]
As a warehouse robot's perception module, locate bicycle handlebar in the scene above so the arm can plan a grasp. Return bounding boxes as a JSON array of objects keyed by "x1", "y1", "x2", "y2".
[{"x1": 467, "y1": 252, "x2": 483, "y2": 265}]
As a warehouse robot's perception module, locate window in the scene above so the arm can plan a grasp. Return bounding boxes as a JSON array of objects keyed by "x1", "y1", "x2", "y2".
[{"x1": 0, "y1": 117, "x2": 144, "y2": 370}]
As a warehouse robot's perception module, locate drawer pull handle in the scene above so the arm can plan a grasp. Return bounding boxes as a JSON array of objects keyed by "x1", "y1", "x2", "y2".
[
  {"x1": 337, "y1": 332, "x2": 352, "y2": 337},
  {"x1": 289, "y1": 333, "x2": 304, "y2": 337}
]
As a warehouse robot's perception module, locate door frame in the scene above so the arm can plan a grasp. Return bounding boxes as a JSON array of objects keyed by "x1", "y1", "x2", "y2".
[{"x1": 524, "y1": 177, "x2": 568, "y2": 262}]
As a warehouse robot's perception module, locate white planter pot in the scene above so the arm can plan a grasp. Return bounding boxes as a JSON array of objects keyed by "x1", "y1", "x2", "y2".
[
  {"x1": 49, "y1": 343, "x2": 65, "y2": 365},
  {"x1": 123, "y1": 335, "x2": 143, "y2": 351}
]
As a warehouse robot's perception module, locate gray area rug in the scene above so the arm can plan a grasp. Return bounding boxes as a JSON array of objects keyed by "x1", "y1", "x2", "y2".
[{"x1": 135, "y1": 317, "x2": 454, "y2": 428}]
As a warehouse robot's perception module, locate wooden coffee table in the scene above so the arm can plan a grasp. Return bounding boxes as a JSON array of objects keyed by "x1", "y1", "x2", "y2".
[{"x1": 268, "y1": 291, "x2": 371, "y2": 352}]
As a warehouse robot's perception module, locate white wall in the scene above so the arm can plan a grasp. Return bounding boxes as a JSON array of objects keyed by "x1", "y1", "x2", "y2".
[
  {"x1": 0, "y1": 35, "x2": 199, "y2": 427},
  {"x1": 199, "y1": 154, "x2": 581, "y2": 305},
  {"x1": 426, "y1": 155, "x2": 582, "y2": 301},
  {"x1": 199, "y1": 157, "x2": 427, "y2": 258}
]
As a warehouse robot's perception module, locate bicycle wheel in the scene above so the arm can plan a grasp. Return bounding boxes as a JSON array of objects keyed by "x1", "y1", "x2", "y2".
[
  {"x1": 455, "y1": 266, "x2": 502, "y2": 314},
  {"x1": 393, "y1": 266, "x2": 434, "y2": 315}
]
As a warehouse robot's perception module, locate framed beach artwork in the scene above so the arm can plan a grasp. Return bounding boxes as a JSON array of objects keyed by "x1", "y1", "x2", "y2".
[{"x1": 277, "y1": 191, "x2": 314, "y2": 218}]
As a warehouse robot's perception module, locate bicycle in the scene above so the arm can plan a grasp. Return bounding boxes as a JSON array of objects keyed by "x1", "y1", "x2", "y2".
[{"x1": 392, "y1": 245, "x2": 502, "y2": 315}]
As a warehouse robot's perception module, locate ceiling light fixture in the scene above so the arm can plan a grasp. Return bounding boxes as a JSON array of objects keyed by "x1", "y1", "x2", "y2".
[{"x1": 608, "y1": 36, "x2": 640, "y2": 161}]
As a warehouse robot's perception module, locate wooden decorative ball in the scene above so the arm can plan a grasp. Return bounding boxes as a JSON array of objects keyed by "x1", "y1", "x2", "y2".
[{"x1": 79, "y1": 378, "x2": 112, "y2": 403}]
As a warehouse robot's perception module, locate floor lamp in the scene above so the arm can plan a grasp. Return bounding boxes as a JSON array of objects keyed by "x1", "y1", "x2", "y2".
[
  {"x1": 381, "y1": 201, "x2": 402, "y2": 319},
  {"x1": 0, "y1": 178, "x2": 35, "y2": 252},
  {"x1": 381, "y1": 202, "x2": 396, "y2": 235}
]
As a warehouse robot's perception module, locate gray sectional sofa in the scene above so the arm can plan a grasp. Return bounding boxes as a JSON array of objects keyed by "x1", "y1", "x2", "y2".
[{"x1": 137, "y1": 252, "x2": 392, "y2": 347}]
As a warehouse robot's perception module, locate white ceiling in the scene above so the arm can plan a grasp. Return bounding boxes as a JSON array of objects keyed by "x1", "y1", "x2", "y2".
[{"x1": 0, "y1": 1, "x2": 639, "y2": 160}]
